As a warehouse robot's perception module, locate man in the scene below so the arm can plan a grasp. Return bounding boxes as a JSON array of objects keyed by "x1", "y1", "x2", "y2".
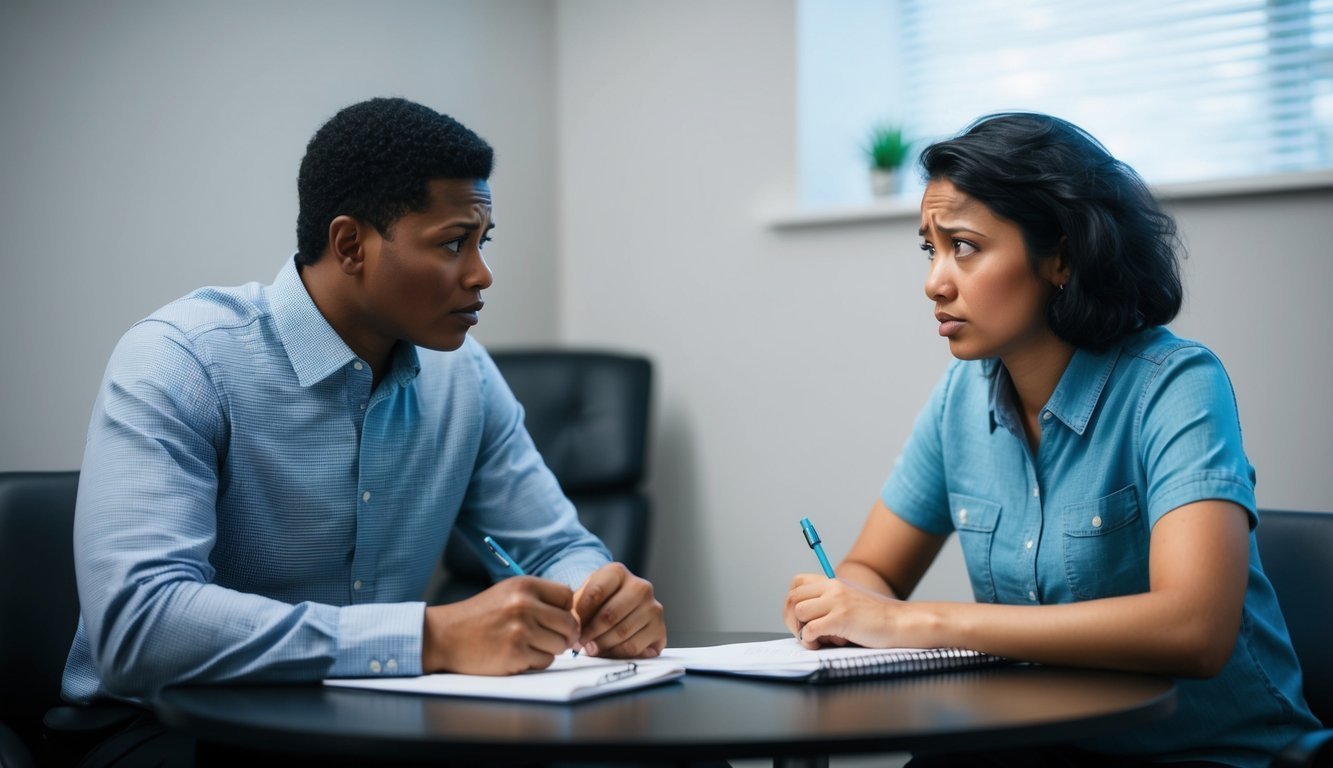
[{"x1": 63, "y1": 97, "x2": 666, "y2": 723}]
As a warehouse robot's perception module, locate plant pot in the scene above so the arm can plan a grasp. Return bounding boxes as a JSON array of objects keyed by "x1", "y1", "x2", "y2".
[{"x1": 869, "y1": 168, "x2": 898, "y2": 197}]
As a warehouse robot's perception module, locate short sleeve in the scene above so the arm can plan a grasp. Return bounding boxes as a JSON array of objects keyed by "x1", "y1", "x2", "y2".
[
  {"x1": 1139, "y1": 346, "x2": 1257, "y2": 529},
  {"x1": 881, "y1": 366, "x2": 956, "y2": 535}
]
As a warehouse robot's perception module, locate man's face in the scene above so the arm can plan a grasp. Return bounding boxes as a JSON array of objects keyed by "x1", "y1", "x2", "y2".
[{"x1": 358, "y1": 178, "x2": 494, "y2": 353}]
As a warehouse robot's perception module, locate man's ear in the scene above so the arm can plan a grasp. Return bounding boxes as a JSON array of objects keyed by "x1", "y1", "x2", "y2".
[{"x1": 328, "y1": 215, "x2": 368, "y2": 275}]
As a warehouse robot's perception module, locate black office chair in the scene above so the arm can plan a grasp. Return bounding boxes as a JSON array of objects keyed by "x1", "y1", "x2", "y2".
[
  {"x1": 1258, "y1": 509, "x2": 1333, "y2": 768},
  {"x1": 430, "y1": 350, "x2": 654, "y2": 604},
  {"x1": 0, "y1": 471, "x2": 81, "y2": 766}
]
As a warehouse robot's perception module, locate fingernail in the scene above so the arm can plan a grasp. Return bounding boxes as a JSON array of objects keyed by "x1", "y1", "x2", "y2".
[{"x1": 585, "y1": 641, "x2": 598, "y2": 656}]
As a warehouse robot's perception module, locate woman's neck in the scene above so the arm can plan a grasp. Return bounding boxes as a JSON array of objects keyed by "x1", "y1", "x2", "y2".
[{"x1": 1000, "y1": 334, "x2": 1076, "y2": 451}]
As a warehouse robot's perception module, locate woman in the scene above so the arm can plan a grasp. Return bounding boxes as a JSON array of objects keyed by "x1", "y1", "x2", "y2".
[{"x1": 783, "y1": 113, "x2": 1319, "y2": 767}]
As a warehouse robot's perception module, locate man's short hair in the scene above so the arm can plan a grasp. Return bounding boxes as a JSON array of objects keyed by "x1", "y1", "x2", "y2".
[{"x1": 295, "y1": 97, "x2": 494, "y2": 265}]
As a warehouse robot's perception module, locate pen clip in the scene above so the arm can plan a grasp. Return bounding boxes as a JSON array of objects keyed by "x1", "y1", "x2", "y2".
[
  {"x1": 483, "y1": 535, "x2": 527, "y2": 577},
  {"x1": 483, "y1": 535, "x2": 511, "y2": 567},
  {"x1": 800, "y1": 518, "x2": 821, "y2": 548},
  {"x1": 596, "y1": 662, "x2": 638, "y2": 686}
]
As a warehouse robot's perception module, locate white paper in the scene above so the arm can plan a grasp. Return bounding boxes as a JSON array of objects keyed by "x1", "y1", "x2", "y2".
[{"x1": 325, "y1": 654, "x2": 684, "y2": 702}]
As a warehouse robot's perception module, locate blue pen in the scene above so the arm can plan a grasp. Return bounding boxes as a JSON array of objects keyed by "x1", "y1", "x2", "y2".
[
  {"x1": 485, "y1": 534, "x2": 583, "y2": 657},
  {"x1": 800, "y1": 518, "x2": 836, "y2": 578},
  {"x1": 483, "y1": 535, "x2": 526, "y2": 577}
]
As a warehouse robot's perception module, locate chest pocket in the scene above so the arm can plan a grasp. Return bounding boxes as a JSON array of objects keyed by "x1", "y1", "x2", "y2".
[
  {"x1": 950, "y1": 494, "x2": 1002, "y2": 603},
  {"x1": 1061, "y1": 485, "x2": 1149, "y2": 600}
]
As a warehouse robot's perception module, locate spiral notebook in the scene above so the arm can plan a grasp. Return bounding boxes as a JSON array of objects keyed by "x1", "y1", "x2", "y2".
[{"x1": 660, "y1": 637, "x2": 1009, "y2": 683}]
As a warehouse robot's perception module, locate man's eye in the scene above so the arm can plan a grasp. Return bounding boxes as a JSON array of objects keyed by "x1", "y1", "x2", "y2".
[
  {"x1": 441, "y1": 238, "x2": 465, "y2": 254},
  {"x1": 919, "y1": 242, "x2": 935, "y2": 261},
  {"x1": 478, "y1": 235, "x2": 492, "y2": 251}
]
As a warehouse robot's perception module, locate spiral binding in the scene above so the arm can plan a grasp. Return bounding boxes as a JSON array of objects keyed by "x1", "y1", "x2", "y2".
[{"x1": 809, "y1": 648, "x2": 1009, "y2": 683}]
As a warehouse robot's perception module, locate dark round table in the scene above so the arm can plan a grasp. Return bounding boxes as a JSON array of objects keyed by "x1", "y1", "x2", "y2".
[{"x1": 153, "y1": 632, "x2": 1176, "y2": 765}]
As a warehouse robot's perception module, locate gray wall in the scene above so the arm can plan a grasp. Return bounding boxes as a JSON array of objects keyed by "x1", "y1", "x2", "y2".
[
  {"x1": 4, "y1": 1, "x2": 1331, "y2": 636},
  {"x1": 0, "y1": 0, "x2": 560, "y2": 471}
]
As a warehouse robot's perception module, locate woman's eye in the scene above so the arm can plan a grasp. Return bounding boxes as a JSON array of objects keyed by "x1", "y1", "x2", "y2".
[
  {"x1": 953, "y1": 239, "x2": 978, "y2": 258},
  {"x1": 441, "y1": 238, "x2": 465, "y2": 254},
  {"x1": 919, "y1": 242, "x2": 935, "y2": 261},
  {"x1": 478, "y1": 235, "x2": 492, "y2": 251}
]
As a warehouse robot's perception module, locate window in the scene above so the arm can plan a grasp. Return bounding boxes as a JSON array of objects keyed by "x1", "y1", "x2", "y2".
[{"x1": 797, "y1": 0, "x2": 1333, "y2": 209}]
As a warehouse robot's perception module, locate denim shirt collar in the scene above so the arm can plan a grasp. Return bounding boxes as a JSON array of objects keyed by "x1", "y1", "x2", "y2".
[
  {"x1": 986, "y1": 341, "x2": 1122, "y2": 438},
  {"x1": 269, "y1": 254, "x2": 421, "y2": 388}
]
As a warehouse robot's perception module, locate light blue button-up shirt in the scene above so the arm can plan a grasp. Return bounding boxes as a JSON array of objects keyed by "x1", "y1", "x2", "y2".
[
  {"x1": 62, "y1": 256, "x2": 610, "y2": 704},
  {"x1": 882, "y1": 327, "x2": 1318, "y2": 766}
]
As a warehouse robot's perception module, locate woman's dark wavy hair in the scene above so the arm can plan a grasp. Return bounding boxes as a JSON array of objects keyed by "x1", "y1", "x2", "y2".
[
  {"x1": 919, "y1": 112, "x2": 1183, "y2": 350},
  {"x1": 295, "y1": 97, "x2": 494, "y2": 265}
]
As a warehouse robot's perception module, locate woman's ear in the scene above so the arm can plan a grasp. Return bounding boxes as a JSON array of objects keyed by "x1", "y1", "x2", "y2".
[
  {"x1": 1043, "y1": 236, "x2": 1073, "y2": 290},
  {"x1": 328, "y1": 215, "x2": 367, "y2": 275}
]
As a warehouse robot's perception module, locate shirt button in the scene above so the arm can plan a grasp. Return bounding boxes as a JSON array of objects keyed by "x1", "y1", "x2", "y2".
[
  {"x1": 1092, "y1": 515, "x2": 1103, "y2": 528},
  {"x1": 1026, "y1": 539, "x2": 1034, "y2": 549},
  {"x1": 1042, "y1": 411, "x2": 1052, "y2": 421},
  {"x1": 362, "y1": 491, "x2": 371, "y2": 502},
  {"x1": 369, "y1": 659, "x2": 382, "y2": 673},
  {"x1": 958, "y1": 508, "x2": 968, "y2": 523},
  {"x1": 1033, "y1": 486, "x2": 1040, "y2": 498},
  {"x1": 353, "y1": 361, "x2": 364, "y2": 371},
  {"x1": 1029, "y1": 591, "x2": 1037, "y2": 601},
  {"x1": 385, "y1": 659, "x2": 398, "y2": 673},
  {"x1": 353, "y1": 579, "x2": 363, "y2": 591},
  {"x1": 360, "y1": 402, "x2": 366, "y2": 410}
]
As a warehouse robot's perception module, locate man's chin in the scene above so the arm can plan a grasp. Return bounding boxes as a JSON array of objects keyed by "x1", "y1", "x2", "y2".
[{"x1": 417, "y1": 332, "x2": 470, "y2": 353}]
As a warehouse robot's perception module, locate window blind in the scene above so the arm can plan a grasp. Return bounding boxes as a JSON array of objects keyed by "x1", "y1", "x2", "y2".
[{"x1": 898, "y1": 0, "x2": 1333, "y2": 185}]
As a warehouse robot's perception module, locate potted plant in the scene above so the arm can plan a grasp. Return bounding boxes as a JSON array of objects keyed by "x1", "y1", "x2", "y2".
[{"x1": 863, "y1": 123, "x2": 910, "y2": 197}]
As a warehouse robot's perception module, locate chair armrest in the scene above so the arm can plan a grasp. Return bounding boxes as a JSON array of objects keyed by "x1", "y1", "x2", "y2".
[
  {"x1": 1271, "y1": 728, "x2": 1333, "y2": 768},
  {"x1": 0, "y1": 720, "x2": 36, "y2": 768}
]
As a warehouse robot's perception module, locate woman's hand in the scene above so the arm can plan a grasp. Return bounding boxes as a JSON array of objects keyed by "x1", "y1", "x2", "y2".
[{"x1": 784, "y1": 573, "x2": 913, "y2": 650}]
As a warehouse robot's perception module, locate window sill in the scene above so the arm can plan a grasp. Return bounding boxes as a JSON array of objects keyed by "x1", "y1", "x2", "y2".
[{"x1": 765, "y1": 169, "x2": 1333, "y2": 230}]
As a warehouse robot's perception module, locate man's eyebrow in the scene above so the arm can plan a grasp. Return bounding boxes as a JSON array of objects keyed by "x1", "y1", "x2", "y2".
[{"x1": 428, "y1": 218, "x2": 496, "y2": 234}]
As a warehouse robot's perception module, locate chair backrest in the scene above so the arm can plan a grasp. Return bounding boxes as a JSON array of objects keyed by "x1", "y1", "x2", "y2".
[
  {"x1": 431, "y1": 350, "x2": 653, "y2": 604},
  {"x1": 0, "y1": 471, "x2": 81, "y2": 746},
  {"x1": 1256, "y1": 509, "x2": 1333, "y2": 726}
]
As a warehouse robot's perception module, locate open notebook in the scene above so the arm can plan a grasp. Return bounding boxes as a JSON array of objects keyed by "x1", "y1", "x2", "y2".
[
  {"x1": 659, "y1": 637, "x2": 1010, "y2": 683},
  {"x1": 325, "y1": 654, "x2": 684, "y2": 703}
]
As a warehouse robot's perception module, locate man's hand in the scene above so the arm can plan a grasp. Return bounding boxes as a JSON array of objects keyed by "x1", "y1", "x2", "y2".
[
  {"x1": 572, "y1": 563, "x2": 666, "y2": 658},
  {"x1": 422, "y1": 577, "x2": 580, "y2": 675}
]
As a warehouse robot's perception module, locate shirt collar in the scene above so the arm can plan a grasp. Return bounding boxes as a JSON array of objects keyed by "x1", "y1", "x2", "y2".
[
  {"x1": 268, "y1": 255, "x2": 421, "y2": 389},
  {"x1": 985, "y1": 341, "x2": 1122, "y2": 437},
  {"x1": 1040, "y1": 342, "x2": 1122, "y2": 435},
  {"x1": 269, "y1": 255, "x2": 357, "y2": 386}
]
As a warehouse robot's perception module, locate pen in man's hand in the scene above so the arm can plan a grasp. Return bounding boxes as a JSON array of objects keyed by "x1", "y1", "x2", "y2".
[
  {"x1": 483, "y1": 535, "x2": 526, "y2": 576},
  {"x1": 800, "y1": 517, "x2": 836, "y2": 578},
  {"x1": 483, "y1": 534, "x2": 581, "y2": 656}
]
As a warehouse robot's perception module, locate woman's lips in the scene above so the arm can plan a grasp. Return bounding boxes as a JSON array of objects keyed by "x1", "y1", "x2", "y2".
[
  {"x1": 936, "y1": 312, "x2": 965, "y2": 337},
  {"x1": 938, "y1": 320, "x2": 965, "y2": 337}
]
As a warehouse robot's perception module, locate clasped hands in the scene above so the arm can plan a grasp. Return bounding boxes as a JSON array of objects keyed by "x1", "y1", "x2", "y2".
[{"x1": 423, "y1": 562, "x2": 665, "y2": 675}]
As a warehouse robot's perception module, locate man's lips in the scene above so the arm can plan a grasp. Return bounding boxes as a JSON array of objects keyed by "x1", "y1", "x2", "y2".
[{"x1": 452, "y1": 301, "x2": 484, "y2": 325}]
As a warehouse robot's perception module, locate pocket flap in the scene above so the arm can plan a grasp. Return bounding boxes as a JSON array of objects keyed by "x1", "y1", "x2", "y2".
[
  {"x1": 949, "y1": 494, "x2": 1001, "y2": 533},
  {"x1": 1062, "y1": 485, "x2": 1141, "y2": 537}
]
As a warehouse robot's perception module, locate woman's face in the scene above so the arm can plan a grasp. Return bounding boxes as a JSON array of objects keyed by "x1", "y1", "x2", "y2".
[{"x1": 918, "y1": 178, "x2": 1065, "y2": 361}]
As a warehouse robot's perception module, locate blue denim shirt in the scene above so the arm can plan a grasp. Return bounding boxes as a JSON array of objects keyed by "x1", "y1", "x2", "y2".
[
  {"x1": 62, "y1": 256, "x2": 610, "y2": 704},
  {"x1": 882, "y1": 327, "x2": 1318, "y2": 766}
]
